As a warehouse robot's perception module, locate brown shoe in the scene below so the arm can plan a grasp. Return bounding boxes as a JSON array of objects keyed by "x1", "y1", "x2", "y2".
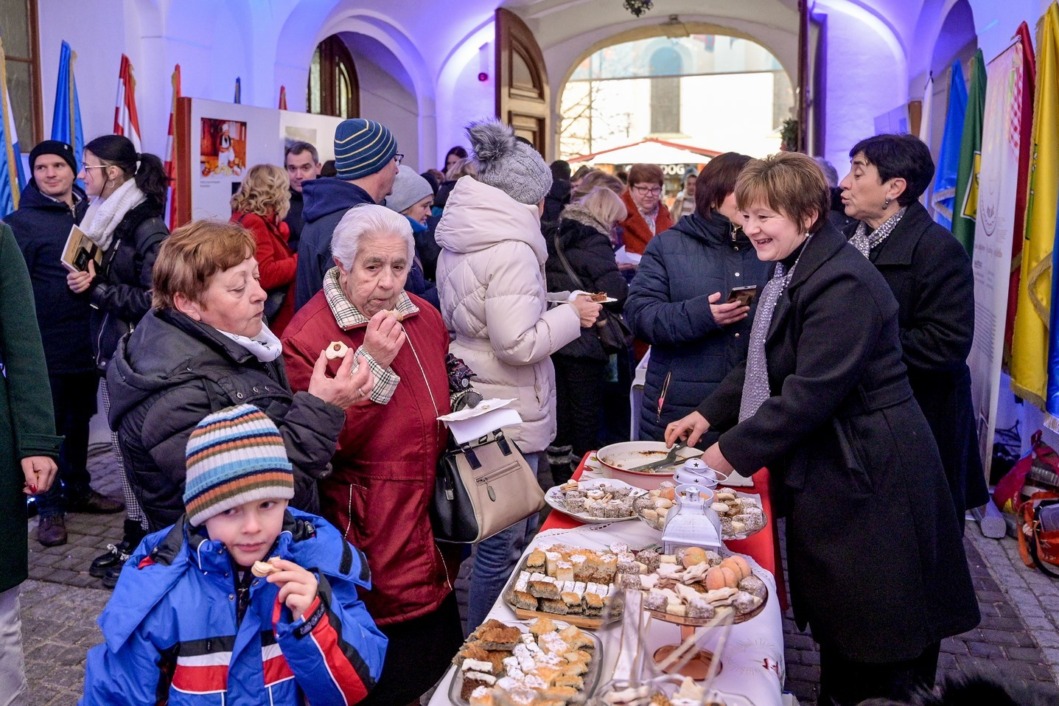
[
  {"x1": 37, "y1": 514, "x2": 68, "y2": 547},
  {"x1": 67, "y1": 489, "x2": 124, "y2": 514}
]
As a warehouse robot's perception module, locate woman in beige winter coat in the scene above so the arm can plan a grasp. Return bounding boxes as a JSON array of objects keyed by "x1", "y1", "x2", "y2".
[{"x1": 435, "y1": 119, "x2": 600, "y2": 629}]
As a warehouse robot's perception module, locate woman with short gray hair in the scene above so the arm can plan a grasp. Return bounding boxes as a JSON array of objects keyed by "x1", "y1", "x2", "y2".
[{"x1": 282, "y1": 203, "x2": 463, "y2": 706}]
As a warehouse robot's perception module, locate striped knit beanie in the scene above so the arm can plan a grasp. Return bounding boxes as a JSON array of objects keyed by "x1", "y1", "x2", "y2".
[
  {"x1": 183, "y1": 405, "x2": 294, "y2": 527},
  {"x1": 335, "y1": 118, "x2": 397, "y2": 180}
]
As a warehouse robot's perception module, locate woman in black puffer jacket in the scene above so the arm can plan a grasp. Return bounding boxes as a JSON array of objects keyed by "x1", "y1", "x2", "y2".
[
  {"x1": 66, "y1": 135, "x2": 169, "y2": 586},
  {"x1": 107, "y1": 221, "x2": 369, "y2": 537},
  {"x1": 545, "y1": 187, "x2": 629, "y2": 482}
]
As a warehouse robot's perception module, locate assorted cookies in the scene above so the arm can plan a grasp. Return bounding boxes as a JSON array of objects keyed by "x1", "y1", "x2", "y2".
[{"x1": 453, "y1": 617, "x2": 596, "y2": 705}]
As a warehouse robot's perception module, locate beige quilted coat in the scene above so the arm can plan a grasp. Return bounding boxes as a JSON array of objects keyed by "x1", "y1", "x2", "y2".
[{"x1": 435, "y1": 176, "x2": 582, "y2": 453}]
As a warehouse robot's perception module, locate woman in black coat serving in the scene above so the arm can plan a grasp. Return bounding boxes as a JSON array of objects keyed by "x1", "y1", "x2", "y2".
[
  {"x1": 666, "y1": 153, "x2": 979, "y2": 706},
  {"x1": 545, "y1": 186, "x2": 629, "y2": 481},
  {"x1": 625, "y1": 152, "x2": 770, "y2": 443},
  {"x1": 838, "y1": 133, "x2": 989, "y2": 528}
]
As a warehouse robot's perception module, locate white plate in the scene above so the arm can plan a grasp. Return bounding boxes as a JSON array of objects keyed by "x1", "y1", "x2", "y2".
[{"x1": 546, "y1": 478, "x2": 646, "y2": 524}]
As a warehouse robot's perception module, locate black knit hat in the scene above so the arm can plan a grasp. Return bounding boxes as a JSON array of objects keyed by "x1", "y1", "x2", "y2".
[{"x1": 29, "y1": 140, "x2": 77, "y2": 173}]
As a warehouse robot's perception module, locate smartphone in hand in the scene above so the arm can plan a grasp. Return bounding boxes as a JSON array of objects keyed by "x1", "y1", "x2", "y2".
[{"x1": 727, "y1": 285, "x2": 758, "y2": 307}]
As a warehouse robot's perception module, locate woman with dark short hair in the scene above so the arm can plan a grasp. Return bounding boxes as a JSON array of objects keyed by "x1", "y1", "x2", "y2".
[
  {"x1": 667, "y1": 152, "x2": 979, "y2": 705},
  {"x1": 625, "y1": 153, "x2": 771, "y2": 443},
  {"x1": 838, "y1": 133, "x2": 989, "y2": 529}
]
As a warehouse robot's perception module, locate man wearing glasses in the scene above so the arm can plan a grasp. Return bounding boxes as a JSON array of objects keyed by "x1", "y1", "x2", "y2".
[
  {"x1": 295, "y1": 118, "x2": 401, "y2": 309},
  {"x1": 617, "y1": 163, "x2": 673, "y2": 257}
]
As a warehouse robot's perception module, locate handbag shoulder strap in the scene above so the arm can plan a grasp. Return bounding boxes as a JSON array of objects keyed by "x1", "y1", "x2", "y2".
[{"x1": 553, "y1": 231, "x2": 588, "y2": 292}]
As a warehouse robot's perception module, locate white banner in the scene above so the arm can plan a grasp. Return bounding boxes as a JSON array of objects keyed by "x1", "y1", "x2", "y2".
[{"x1": 969, "y1": 42, "x2": 1024, "y2": 472}]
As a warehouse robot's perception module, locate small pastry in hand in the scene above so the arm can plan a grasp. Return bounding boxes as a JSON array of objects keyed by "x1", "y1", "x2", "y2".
[
  {"x1": 324, "y1": 341, "x2": 349, "y2": 360},
  {"x1": 251, "y1": 559, "x2": 280, "y2": 578},
  {"x1": 384, "y1": 308, "x2": 406, "y2": 322}
]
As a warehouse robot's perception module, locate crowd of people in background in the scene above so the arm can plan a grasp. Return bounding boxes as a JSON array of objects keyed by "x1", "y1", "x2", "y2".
[{"x1": 0, "y1": 111, "x2": 1000, "y2": 705}]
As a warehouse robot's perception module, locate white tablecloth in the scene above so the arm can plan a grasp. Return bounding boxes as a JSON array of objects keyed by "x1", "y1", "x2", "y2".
[{"x1": 429, "y1": 520, "x2": 785, "y2": 706}]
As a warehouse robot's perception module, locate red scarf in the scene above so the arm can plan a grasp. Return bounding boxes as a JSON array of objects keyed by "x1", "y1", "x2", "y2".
[{"x1": 619, "y1": 188, "x2": 673, "y2": 255}]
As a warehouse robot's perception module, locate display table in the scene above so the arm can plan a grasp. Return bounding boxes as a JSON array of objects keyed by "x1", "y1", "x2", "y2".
[
  {"x1": 428, "y1": 453, "x2": 792, "y2": 706},
  {"x1": 544, "y1": 453, "x2": 787, "y2": 608}
]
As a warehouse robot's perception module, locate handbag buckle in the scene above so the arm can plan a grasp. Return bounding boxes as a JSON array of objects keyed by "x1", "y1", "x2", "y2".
[
  {"x1": 497, "y1": 434, "x2": 512, "y2": 456},
  {"x1": 466, "y1": 447, "x2": 481, "y2": 470}
]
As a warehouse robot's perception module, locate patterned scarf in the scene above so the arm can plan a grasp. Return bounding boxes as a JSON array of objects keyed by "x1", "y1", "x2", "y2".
[
  {"x1": 848, "y1": 207, "x2": 906, "y2": 258},
  {"x1": 738, "y1": 237, "x2": 812, "y2": 422}
]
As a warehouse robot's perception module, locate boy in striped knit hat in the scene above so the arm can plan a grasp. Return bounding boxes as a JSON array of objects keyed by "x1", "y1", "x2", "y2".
[{"x1": 82, "y1": 405, "x2": 387, "y2": 705}]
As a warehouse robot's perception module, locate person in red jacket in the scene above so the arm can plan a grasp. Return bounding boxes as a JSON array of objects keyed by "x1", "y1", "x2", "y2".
[
  {"x1": 282, "y1": 204, "x2": 461, "y2": 706},
  {"x1": 231, "y1": 164, "x2": 298, "y2": 334}
]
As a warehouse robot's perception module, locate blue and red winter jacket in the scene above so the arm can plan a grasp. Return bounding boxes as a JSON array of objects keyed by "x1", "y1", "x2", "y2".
[{"x1": 81, "y1": 508, "x2": 387, "y2": 705}]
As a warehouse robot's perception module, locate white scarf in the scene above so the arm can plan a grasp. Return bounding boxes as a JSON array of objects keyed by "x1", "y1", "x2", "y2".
[
  {"x1": 83, "y1": 179, "x2": 147, "y2": 252},
  {"x1": 218, "y1": 323, "x2": 283, "y2": 363}
]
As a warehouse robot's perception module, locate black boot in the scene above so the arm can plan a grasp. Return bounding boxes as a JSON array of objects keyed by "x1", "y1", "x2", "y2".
[{"x1": 89, "y1": 519, "x2": 145, "y2": 579}]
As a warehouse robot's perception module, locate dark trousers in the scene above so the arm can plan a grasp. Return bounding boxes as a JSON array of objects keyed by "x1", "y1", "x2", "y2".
[
  {"x1": 358, "y1": 591, "x2": 463, "y2": 706},
  {"x1": 553, "y1": 356, "x2": 606, "y2": 483},
  {"x1": 37, "y1": 372, "x2": 98, "y2": 517},
  {"x1": 818, "y1": 640, "x2": 941, "y2": 706}
]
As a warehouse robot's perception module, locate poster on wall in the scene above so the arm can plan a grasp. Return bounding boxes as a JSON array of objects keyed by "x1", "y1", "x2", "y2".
[
  {"x1": 177, "y1": 97, "x2": 344, "y2": 223},
  {"x1": 968, "y1": 41, "x2": 1024, "y2": 473}
]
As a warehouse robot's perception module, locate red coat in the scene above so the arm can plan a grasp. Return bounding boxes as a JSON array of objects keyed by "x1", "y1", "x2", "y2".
[
  {"x1": 618, "y1": 188, "x2": 674, "y2": 255},
  {"x1": 282, "y1": 291, "x2": 453, "y2": 625},
  {"x1": 231, "y1": 211, "x2": 297, "y2": 334}
]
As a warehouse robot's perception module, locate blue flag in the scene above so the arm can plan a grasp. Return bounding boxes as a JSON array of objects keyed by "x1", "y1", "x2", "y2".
[
  {"x1": 931, "y1": 61, "x2": 968, "y2": 229},
  {"x1": 0, "y1": 42, "x2": 25, "y2": 217},
  {"x1": 1047, "y1": 180, "x2": 1059, "y2": 416},
  {"x1": 51, "y1": 41, "x2": 84, "y2": 175}
]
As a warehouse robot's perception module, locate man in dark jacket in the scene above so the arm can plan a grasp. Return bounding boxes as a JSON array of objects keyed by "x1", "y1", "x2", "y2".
[
  {"x1": 283, "y1": 140, "x2": 321, "y2": 253},
  {"x1": 295, "y1": 118, "x2": 399, "y2": 309},
  {"x1": 7, "y1": 140, "x2": 123, "y2": 547}
]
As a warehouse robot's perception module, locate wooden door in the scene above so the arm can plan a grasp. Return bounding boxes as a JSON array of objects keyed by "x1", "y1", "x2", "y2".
[{"x1": 496, "y1": 8, "x2": 550, "y2": 157}]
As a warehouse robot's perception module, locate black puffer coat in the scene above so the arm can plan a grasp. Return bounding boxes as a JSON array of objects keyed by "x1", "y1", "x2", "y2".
[
  {"x1": 106, "y1": 308, "x2": 345, "y2": 531},
  {"x1": 6, "y1": 181, "x2": 93, "y2": 374},
  {"x1": 625, "y1": 211, "x2": 771, "y2": 442},
  {"x1": 545, "y1": 205, "x2": 628, "y2": 361},
  {"x1": 89, "y1": 200, "x2": 168, "y2": 372}
]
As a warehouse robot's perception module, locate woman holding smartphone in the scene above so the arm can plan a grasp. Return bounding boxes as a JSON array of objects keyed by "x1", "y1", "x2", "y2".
[{"x1": 624, "y1": 152, "x2": 771, "y2": 444}]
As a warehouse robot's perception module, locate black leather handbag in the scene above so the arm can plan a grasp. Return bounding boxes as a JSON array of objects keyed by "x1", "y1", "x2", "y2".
[{"x1": 432, "y1": 430, "x2": 545, "y2": 543}]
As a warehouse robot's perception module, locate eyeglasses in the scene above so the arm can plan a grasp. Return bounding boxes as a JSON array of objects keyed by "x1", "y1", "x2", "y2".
[
  {"x1": 633, "y1": 185, "x2": 662, "y2": 196},
  {"x1": 82, "y1": 165, "x2": 108, "y2": 170},
  {"x1": 393, "y1": 153, "x2": 405, "y2": 165}
]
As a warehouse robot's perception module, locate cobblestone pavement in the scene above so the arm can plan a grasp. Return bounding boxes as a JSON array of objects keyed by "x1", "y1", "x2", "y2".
[{"x1": 20, "y1": 445, "x2": 1059, "y2": 704}]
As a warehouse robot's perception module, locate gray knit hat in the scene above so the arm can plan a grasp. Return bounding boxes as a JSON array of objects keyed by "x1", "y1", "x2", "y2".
[
  {"x1": 334, "y1": 118, "x2": 397, "y2": 180},
  {"x1": 467, "y1": 119, "x2": 551, "y2": 205},
  {"x1": 385, "y1": 165, "x2": 434, "y2": 214}
]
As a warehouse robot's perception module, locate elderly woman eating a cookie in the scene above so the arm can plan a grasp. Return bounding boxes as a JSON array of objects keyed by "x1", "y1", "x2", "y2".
[
  {"x1": 106, "y1": 220, "x2": 373, "y2": 537},
  {"x1": 282, "y1": 204, "x2": 464, "y2": 706}
]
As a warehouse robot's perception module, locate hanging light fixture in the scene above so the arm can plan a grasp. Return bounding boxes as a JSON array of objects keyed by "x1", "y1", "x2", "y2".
[{"x1": 623, "y1": 0, "x2": 654, "y2": 17}]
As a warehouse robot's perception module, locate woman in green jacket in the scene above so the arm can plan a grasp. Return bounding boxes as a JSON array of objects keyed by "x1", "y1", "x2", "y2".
[{"x1": 0, "y1": 222, "x2": 62, "y2": 703}]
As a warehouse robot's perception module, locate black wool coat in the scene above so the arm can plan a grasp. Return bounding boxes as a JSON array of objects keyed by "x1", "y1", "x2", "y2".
[
  {"x1": 6, "y1": 181, "x2": 93, "y2": 374},
  {"x1": 106, "y1": 308, "x2": 345, "y2": 531},
  {"x1": 625, "y1": 211, "x2": 770, "y2": 442},
  {"x1": 698, "y1": 223, "x2": 980, "y2": 662},
  {"x1": 856, "y1": 201, "x2": 990, "y2": 518}
]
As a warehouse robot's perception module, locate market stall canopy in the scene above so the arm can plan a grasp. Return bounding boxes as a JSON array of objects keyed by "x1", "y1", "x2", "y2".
[{"x1": 568, "y1": 137, "x2": 722, "y2": 165}]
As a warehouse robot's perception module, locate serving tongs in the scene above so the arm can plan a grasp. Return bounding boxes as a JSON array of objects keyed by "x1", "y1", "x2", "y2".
[{"x1": 624, "y1": 442, "x2": 702, "y2": 473}]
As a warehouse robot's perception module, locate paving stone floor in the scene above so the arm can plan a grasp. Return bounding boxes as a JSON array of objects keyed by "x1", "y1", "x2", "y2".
[{"x1": 18, "y1": 444, "x2": 1059, "y2": 704}]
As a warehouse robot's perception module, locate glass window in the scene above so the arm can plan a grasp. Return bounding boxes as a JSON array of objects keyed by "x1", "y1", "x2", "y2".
[
  {"x1": 0, "y1": 0, "x2": 40, "y2": 145},
  {"x1": 306, "y1": 35, "x2": 358, "y2": 118}
]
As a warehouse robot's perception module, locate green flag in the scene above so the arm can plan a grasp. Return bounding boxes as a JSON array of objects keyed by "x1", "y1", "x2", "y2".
[{"x1": 953, "y1": 49, "x2": 986, "y2": 254}]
